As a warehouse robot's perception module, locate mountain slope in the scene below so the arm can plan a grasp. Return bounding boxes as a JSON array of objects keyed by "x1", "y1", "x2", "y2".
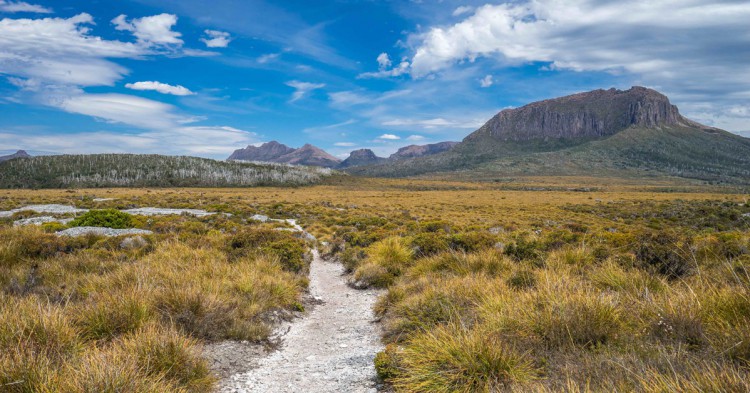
[
  {"x1": 389, "y1": 142, "x2": 459, "y2": 160},
  {"x1": 338, "y1": 149, "x2": 386, "y2": 169},
  {"x1": 0, "y1": 154, "x2": 336, "y2": 188},
  {"x1": 0, "y1": 150, "x2": 30, "y2": 162},
  {"x1": 347, "y1": 87, "x2": 750, "y2": 184},
  {"x1": 276, "y1": 144, "x2": 341, "y2": 168}
]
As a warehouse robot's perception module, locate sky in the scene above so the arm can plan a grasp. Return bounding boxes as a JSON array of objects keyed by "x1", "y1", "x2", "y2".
[{"x1": 0, "y1": 0, "x2": 749, "y2": 159}]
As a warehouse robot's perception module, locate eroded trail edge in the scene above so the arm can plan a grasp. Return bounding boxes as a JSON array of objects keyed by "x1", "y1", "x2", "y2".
[{"x1": 219, "y1": 251, "x2": 383, "y2": 393}]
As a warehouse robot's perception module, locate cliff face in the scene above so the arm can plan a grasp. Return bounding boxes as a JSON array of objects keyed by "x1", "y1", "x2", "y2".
[
  {"x1": 465, "y1": 86, "x2": 687, "y2": 143},
  {"x1": 338, "y1": 149, "x2": 386, "y2": 169},
  {"x1": 389, "y1": 142, "x2": 459, "y2": 160}
]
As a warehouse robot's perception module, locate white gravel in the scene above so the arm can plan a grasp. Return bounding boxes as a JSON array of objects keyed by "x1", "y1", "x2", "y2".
[
  {"x1": 218, "y1": 251, "x2": 383, "y2": 393},
  {"x1": 56, "y1": 227, "x2": 153, "y2": 237},
  {"x1": 0, "y1": 204, "x2": 88, "y2": 217}
]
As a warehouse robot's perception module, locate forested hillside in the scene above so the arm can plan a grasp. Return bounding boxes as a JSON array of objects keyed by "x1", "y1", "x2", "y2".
[{"x1": 0, "y1": 154, "x2": 336, "y2": 188}]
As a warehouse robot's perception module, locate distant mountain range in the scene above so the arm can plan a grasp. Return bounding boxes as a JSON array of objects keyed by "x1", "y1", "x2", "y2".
[
  {"x1": 346, "y1": 86, "x2": 750, "y2": 184},
  {"x1": 0, "y1": 150, "x2": 30, "y2": 162},
  {"x1": 228, "y1": 141, "x2": 459, "y2": 169}
]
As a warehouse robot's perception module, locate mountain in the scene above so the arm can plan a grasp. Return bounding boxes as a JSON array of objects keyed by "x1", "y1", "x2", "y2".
[
  {"x1": 347, "y1": 87, "x2": 750, "y2": 184},
  {"x1": 228, "y1": 141, "x2": 340, "y2": 168},
  {"x1": 338, "y1": 149, "x2": 386, "y2": 169},
  {"x1": 275, "y1": 144, "x2": 341, "y2": 168},
  {"x1": 228, "y1": 141, "x2": 295, "y2": 162},
  {"x1": 389, "y1": 142, "x2": 459, "y2": 160},
  {"x1": 0, "y1": 154, "x2": 336, "y2": 188},
  {"x1": 0, "y1": 150, "x2": 30, "y2": 162}
]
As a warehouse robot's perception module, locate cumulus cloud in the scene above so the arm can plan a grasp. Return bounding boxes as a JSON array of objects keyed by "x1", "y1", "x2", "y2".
[
  {"x1": 112, "y1": 13, "x2": 183, "y2": 46},
  {"x1": 406, "y1": 134, "x2": 426, "y2": 141},
  {"x1": 0, "y1": 13, "x2": 141, "y2": 87},
  {"x1": 377, "y1": 53, "x2": 392, "y2": 69},
  {"x1": 125, "y1": 81, "x2": 194, "y2": 96},
  {"x1": 378, "y1": 134, "x2": 400, "y2": 140},
  {"x1": 201, "y1": 29, "x2": 232, "y2": 48},
  {"x1": 0, "y1": 0, "x2": 51, "y2": 13},
  {"x1": 359, "y1": 53, "x2": 410, "y2": 78},
  {"x1": 480, "y1": 75, "x2": 493, "y2": 88},
  {"x1": 286, "y1": 80, "x2": 325, "y2": 102}
]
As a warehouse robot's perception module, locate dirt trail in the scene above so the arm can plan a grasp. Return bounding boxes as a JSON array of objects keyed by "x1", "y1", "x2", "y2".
[{"x1": 218, "y1": 251, "x2": 383, "y2": 393}]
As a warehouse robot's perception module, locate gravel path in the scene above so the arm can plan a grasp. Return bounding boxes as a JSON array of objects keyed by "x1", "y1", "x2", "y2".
[{"x1": 219, "y1": 251, "x2": 383, "y2": 393}]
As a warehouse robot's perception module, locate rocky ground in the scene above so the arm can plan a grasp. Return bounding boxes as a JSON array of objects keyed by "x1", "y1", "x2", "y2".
[{"x1": 217, "y1": 251, "x2": 384, "y2": 393}]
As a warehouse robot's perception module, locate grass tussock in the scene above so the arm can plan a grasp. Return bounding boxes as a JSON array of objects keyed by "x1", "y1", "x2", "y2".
[{"x1": 0, "y1": 212, "x2": 309, "y2": 392}]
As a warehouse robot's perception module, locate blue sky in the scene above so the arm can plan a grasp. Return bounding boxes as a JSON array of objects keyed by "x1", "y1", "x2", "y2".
[{"x1": 1, "y1": 0, "x2": 749, "y2": 159}]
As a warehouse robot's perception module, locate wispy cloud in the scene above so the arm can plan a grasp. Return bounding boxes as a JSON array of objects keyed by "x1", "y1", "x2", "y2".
[
  {"x1": 378, "y1": 133, "x2": 400, "y2": 140},
  {"x1": 0, "y1": 0, "x2": 51, "y2": 13},
  {"x1": 125, "y1": 81, "x2": 194, "y2": 96},
  {"x1": 286, "y1": 80, "x2": 325, "y2": 102}
]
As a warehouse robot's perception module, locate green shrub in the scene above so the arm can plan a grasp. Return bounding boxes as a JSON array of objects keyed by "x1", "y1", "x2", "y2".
[
  {"x1": 504, "y1": 236, "x2": 542, "y2": 262},
  {"x1": 228, "y1": 228, "x2": 307, "y2": 273},
  {"x1": 449, "y1": 231, "x2": 496, "y2": 253},
  {"x1": 410, "y1": 232, "x2": 450, "y2": 258},
  {"x1": 634, "y1": 231, "x2": 694, "y2": 279},
  {"x1": 70, "y1": 209, "x2": 134, "y2": 229},
  {"x1": 374, "y1": 344, "x2": 401, "y2": 381},
  {"x1": 507, "y1": 269, "x2": 536, "y2": 290}
]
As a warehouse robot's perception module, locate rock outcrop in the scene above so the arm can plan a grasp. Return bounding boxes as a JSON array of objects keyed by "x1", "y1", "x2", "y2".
[
  {"x1": 465, "y1": 86, "x2": 690, "y2": 143},
  {"x1": 337, "y1": 149, "x2": 386, "y2": 169}
]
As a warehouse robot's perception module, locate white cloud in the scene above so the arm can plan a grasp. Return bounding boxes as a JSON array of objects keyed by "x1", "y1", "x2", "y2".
[
  {"x1": 452, "y1": 6, "x2": 474, "y2": 17},
  {"x1": 0, "y1": 0, "x2": 51, "y2": 13},
  {"x1": 201, "y1": 29, "x2": 232, "y2": 48},
  {"x1": 125, "y1": 81, "x2": 194, "y2": 96},
  {"x1": 382, "y1": 117, "x2": 482, "y2": 129},
  {"x1": 55, "y1": 93, "x2": 193, "y2": 130},
  {"x1": 258, "y1": 53, "x2": 280, "y2": 64},
  {"x1": 0, "y1": 13, "x2": 141, "y2": 87},
  {"x1": 334, "y1": 142, "x2": 356, "y2": 147},
  {"x1": 406, "y1": 134, "x2": 426, "y2": 141},
  {"x1": 377, "y1": 52, "x2": 392, "y2": 70},
  {"x1": 0, "y1": 125, "x2": 258, "y2": 159},
  {"x1": 480, "y1": 74, "x2": 493, "y2": 88},
  {"x1": 359, "y1": 55, "x2": 410, "y2": 79},
  {"x1": 112, "y1": 13, "x2": 183, "y2": 46},
  {"x1": 286, "y1": 80, "x2": 325, "y2": 102},
  {"x1": 378, "y1": 134, "x2": 400, "y2": 140}
]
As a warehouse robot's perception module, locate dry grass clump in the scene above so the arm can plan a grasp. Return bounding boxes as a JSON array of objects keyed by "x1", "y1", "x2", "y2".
[
  {"x1": 353, "y1": 237, "x2": 413, "y2": 288},
  {"x1": 375, "y1": 239, "x2": 750, "y2": 391},
  {"x1": 0, "y1": 212, "x2": 309, "y2": 392}
]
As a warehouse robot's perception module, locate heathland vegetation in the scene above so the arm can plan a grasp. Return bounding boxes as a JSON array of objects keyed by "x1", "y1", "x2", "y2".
[{"x1": 1, "y1": 178, "x2": 749, "y2": 391}]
